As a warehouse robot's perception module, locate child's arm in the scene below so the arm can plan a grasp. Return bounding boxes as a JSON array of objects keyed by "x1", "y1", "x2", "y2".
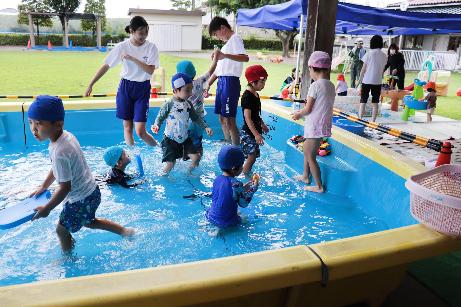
[
  {"x1": 32, "y1": 181, "x2": 71, "y2": 220},
  {"x1": 357, "y1": 63, "x2": 368, "y2": 87},
  {"x1": 207, "y1": 73, "x2": 218, "y2": 88},
  {"x1": 189, "y1": 105, "x2": 213, "y2": 136},
  {"x1": 243, "y1": 109, "x2": 264, "y2": 145},
  {"x1": 30, "y1": 169, "x2": 55, "y2": 197},
  {"x1": 208, "y1": 50, "x2": 220, "y2": 76},
  {"x1": 232, "y1": 179, "x2": 258, "y2": 208},
  {"x1": 217, "y1": 51, "x2": 249, "y2": 63},
  {"x1": 152, "y1": 100, "x2": 173, "y2": 133},
  {"x1": 85, "y1": 64, "x2": 110, "y2": 96},
  {"x1": 292, "y1": 97, "x2": 315, "y2": 120},
  {"x1": 121, "y1": 54, "x2": 156, "y2": 75}
]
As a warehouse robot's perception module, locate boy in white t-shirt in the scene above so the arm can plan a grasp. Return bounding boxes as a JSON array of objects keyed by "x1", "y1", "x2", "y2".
[
  {"x1": 358, "y1": 35, "x2": 388, "y2": 122},
  {"x1": 85, "y1": 16, "x2": 159, "y2": 147},
  {"x1": 28, "y1": 96, "x2": 133, "y2": 251},
  {"x1": 207, "y1": 17, "x2": 249, "y2": 146}
]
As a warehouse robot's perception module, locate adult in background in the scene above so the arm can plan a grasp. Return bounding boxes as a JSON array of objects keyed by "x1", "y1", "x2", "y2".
[
  {"x1": 384, "y1": 43, "x2": 405, "y2": 90},
  {"x1": 349, "y1": 37, "x2": 366, "y2": 88}
]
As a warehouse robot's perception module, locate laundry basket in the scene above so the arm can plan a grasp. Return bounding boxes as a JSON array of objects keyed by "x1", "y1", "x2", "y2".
[{"x1": 405, "y1": 164, "x2": 461, "y2": 238}]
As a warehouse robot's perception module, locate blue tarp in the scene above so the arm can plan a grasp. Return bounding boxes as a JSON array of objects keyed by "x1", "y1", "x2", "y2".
[{"x1": 236, "y1": 0, "x2": 461, "y2": 35}]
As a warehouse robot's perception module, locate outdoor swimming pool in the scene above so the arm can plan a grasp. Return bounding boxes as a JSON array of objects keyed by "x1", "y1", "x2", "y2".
[{"x1": 0, "y1": 104, "x2": 416, "y2": 287}]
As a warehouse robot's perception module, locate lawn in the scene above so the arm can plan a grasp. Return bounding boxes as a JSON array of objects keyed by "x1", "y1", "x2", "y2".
[{"x1": 1, "y1": 50, "x2": 460, "y2": 120}]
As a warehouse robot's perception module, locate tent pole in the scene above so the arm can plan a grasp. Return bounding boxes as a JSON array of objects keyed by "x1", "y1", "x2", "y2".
[{"x1": 293, "y1": 15, "x2": 304, "y2": 100}]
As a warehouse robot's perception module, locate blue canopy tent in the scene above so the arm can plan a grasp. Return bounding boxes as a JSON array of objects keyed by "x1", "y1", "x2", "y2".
[{"x1": 236, "y1": 0, "x2": 461, "y2": 35}]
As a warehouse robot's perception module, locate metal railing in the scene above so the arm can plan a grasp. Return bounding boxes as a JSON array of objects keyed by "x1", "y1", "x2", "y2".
[{"x1": 332, "y1": 46, "x2": 460, "y2": 71}]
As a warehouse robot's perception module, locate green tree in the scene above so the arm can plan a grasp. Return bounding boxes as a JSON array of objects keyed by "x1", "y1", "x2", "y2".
[
  {"x1": 46, "y1": 0, "x2": 81, "y2": 45},
  {"x1": 206, "y1": 0, "x2": 296, "y2": 57},
  {"x1": 17, "y1": 0, "x2": 52, "y2": 41},
  {"x1": 81, "y1": 0, "x2": 106, "y2": 38}
]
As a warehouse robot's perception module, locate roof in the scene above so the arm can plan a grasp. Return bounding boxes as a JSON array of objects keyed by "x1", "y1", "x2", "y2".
[
  {"x1": 128, "y1": 9, "x2": 205, "y2": 17},
  {"x1": 388, "y1": 0, "x2": 461, "y2": 8}
]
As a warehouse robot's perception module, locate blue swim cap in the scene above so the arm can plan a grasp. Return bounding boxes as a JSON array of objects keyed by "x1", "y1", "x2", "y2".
[
  {"x1": 103, "y1": 146, "x2": 123, "y2": 167},
  {"x1": 218, "y1": 145, "x2": 245, "y2": 170},
  {"x1": 171, "y1": 72, "x2": 192, "y2": 90},
  {"x1": 28, "y1": 95, "x2": 65, "y2": 121},
  {"x1": 176, "y1": 60, "x2": 197, "y2": 79}
]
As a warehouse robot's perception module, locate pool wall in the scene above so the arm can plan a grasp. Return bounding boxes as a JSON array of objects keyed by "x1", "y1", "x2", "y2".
[{"x1": 1, "y1": 99, "x2": 461, "y2": 306}]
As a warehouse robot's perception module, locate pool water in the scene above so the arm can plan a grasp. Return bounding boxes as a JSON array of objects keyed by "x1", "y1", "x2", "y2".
[{"x1": 0, "y1": 137, "x2": 390, "y2": 287}]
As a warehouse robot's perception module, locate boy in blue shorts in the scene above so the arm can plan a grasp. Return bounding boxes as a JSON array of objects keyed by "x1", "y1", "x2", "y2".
[
  {"x1": 152, "y1": 73, "x2": 213, "y2": 174},
  {"x1": 176, "y1": 52, "x2": 218, "y2": 158},
  {"x1": 206, "y1": 145, "x2": 259, "y2": 228},
  {"x1": 29, "y1": 96, "x2": 134, "y2": 251},
  {"x1": 207, "y1": 17, "x2": 249, "y2": 145}
]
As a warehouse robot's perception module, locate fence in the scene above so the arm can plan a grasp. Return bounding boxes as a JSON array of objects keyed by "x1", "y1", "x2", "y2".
[{"x1": 332, "y1": 46, "x2": 460, "y2": 71}]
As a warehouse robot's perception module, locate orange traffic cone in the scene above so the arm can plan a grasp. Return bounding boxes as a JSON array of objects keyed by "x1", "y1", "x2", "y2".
[
  {"x1": 27, "y1": 39, "x2": 31, "y2": 49},
  {"x1": 47, "y1": 40, "x2": 52, "y2": 50},
  {"x1": 150, "y1": 87, "x2": 158, "y2": 98},
  {"x1": 435, "y1": 142, "x2": 452, "y2": 167}
]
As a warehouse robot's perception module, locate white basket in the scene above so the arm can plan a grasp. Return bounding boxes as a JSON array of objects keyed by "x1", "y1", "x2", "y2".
[{"x1": 405, "y1": 164, "x2": 461, "y2": 238}]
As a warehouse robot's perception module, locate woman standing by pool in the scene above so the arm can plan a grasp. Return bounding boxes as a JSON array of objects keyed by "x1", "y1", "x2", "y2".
[
  {"x1": 384, "y1": 43, "x2": 405, "y2": 90},
  {"x1": 85, "y1": 16, "x2": 158, "y2": 147}
]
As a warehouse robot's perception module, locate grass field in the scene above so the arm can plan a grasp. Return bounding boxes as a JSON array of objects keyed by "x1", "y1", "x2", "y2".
[{"x1": 0, "y1": 50, "x2": 460, "y2": 120}]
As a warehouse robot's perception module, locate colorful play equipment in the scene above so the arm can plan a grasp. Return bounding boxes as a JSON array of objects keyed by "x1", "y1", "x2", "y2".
[
  {"x1": 401, "y1": 79, "x2": 428, "y2": 121},
  {"x1": 318, "y1": 138, "x2": 331, "y2": 156},
  {"x1": 405, "y1": 164, "x2": 461, "y2": 238},
  {"x1": 332, "y1": 116, "x2": 365, "y2": 136}
]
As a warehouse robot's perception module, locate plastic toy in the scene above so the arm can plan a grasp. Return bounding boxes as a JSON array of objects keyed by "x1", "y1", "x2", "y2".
[{"x1": 401, "y1": 79, "x2": 428, "y2": 121}]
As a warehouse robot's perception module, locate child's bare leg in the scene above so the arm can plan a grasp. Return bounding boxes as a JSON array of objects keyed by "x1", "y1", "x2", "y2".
[
  {"x1": 163, "y1": 161, "x2": 175, "y2": 174},
  {"x1": 188, "y1": 153, "x2": 200, "y2": 170},
  {"x1": 304, "y1": 138, "x2": 324, "y2": 193},
  {"x1": 427, "y1": 112, "x2": 432, "y2": 122},
  {"x1": 226, "y1": 117, "x2": 240, "y2": 146},
  {"x1": 218, "y1": 115, "x2": 231, "y2": 142},
  {"x1": 56, "y1": 223, "x2": 74, "y2": 251},
  {"x1": 294, "y1": 141, "x2": 311, "y2": 184},
  {"x1": 86, "y1": 218, "x2": 134, "y2": 237},
  {"x1": 123, "y1": 120, "x2": 135, "y2": 146},
  {"x1": 359, "y1": 103, "x2": 366, "y2": 119},
  {"x1": 243, "y1": 153, "x2": 257, "y2": 175},
  {"x1": 134, "y1": 122, "x2": 158, "y2": 146},
  {"x1": 371, "y1": 103, "x2": 379, "y2": 122}
]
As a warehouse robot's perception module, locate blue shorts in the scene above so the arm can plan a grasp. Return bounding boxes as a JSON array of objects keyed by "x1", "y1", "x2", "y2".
[
  {"x1": 240, "y1": 129, "x2": 260, "y2": 158},
  {"x1": 116, "y1": 79, "x2": 151, "y2": 122},
  {"x1": 214, "y1": 76, "x2": 241, "y2": 118},
  {"x1": 59, "y1": 186, "x2": 101, "y2": 233}
]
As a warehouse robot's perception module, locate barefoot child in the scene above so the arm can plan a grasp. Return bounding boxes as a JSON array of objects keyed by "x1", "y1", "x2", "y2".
[
  {"x1": 85, "y1": 16, "x2": 158, "y2": 147},
  {"x1": 102, "y1": 146, "x2": 141, "y2": 188},
  {"x1": 152, "y1": 73, "x2": 213, "y2": 174},
  {"x1": 207, "y1": 16, "x2": 249, "y2": 145},
  {"x1": 292, "y1": 51, "x2": 335, "y2": 193},
  {"x1": 28, "y1": 96, "x2": 133, "y2": 251},
  {"x1": 176, "y1": 51, "x2": 219, "y2": 157},
  {"x1": 241, "y1": 65, "x2": 270, "y2": 175},
  {"x1": 206, "y1": 145, "x2": 259, "y2": 228},
  {"x1": 424, "y1": 82, "x2": 437, "y2": 122}
]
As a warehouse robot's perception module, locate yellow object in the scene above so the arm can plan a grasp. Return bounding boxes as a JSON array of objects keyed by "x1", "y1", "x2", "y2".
[{"x1": 252, "y1": 173, "x2": 260, "y2": 184}]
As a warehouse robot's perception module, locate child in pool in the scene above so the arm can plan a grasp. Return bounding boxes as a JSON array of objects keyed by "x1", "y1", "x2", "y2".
[
  {"x1": 28, "y1": 96, "x2": 133, "y2": 251},
  {"x1": 206, "y1": 145, "x2": 259, "y2": 228},
  {"x1": 176, "y1": 52, "x2": 219, "y2": 157},
  {"x1": 240, "y1": 65, "x2": 270, "y2": 175},
  {"x1": 292, "y1": 51, "x2": 335, "y2": 193},
  {"x1": 152, "y1": 73, "x2": 213, "y2": 174},
  {"x1": 102, "y1": 146, "x2": 141, "y2": 188}
]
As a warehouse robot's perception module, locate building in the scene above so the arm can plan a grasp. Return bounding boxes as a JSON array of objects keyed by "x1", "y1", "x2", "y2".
[
  {"x1": 387, "y1": 0, "x2": 461, "y2": 51},
  {"x1": 128, "y1": 8, "x2": 205, "y2": 52}
]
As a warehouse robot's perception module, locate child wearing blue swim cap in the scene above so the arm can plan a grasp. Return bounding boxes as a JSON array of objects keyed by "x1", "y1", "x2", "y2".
[
  {"x1": 28, "y1": 96, "x2": 134, "y2": 251},
  {"x1": 101, "y1": 146, "x2": 141, "y2": 188},
  {"x1": 176, "y1": 51, "x2": 219, "y2": 159},
  {"x1": 206, "y1": 145, "x2": 259, "y2": 228}
]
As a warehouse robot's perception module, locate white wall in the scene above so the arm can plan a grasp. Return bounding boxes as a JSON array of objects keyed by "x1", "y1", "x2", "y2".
[{"x1": 137, "y1": 13, "x2": 203, "y2": 51}]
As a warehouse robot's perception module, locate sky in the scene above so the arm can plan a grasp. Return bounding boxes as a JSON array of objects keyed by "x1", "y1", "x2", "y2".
[{"x1": 1, "y1": 0, "x2": 401, "y2": 17}]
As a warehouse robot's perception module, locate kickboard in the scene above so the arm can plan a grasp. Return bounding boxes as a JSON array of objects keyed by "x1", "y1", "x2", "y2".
[{"x1": 0, "y1": 190, "x2": 51, "y2": 230}]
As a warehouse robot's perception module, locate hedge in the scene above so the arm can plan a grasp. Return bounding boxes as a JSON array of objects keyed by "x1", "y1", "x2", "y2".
[
  {"x1": 0, "y1": 33, "x2": 128, "y2": 47},
  {"x1": 0, "y1": 33, "x2": 283, "y2": 51},
  {"x1": 202, "y1": 35, "x2": 283, "y2": 51}
]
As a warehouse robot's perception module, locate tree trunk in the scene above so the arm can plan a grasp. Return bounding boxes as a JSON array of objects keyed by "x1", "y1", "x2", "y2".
[{"x1": 275, "y1": 30, "x2": 296, "y2": 58}]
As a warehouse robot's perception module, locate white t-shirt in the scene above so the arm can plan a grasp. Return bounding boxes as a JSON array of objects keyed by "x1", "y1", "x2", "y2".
[
  {"x1": 105, "y1": 39, "x2": 160, "y2": 82},
  {"x1": 49, "y1": 131, "x2": 97, "y2": 204},
  {"x1": 215, "y1": 34, "x2": 246, "y2": 77},
  {"x1": 337, "y1": 80, "x2": 348, "y2": 93},
  {"x1": 361, "y1": 49, "x2": 387, "y2": 85},
  {"x1": 304, "y1": 79, "x2": 336, "y2": 139}
]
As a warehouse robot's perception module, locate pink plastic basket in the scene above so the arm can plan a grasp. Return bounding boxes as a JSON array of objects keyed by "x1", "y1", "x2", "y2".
[{"x1": 405, "y1": 164, "x2": 461, "y2": 238}]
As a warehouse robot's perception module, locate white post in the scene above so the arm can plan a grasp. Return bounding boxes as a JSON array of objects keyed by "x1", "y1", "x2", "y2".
[{"x1": 293, "y1": 14, "x2": 305, "y2": 108}]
